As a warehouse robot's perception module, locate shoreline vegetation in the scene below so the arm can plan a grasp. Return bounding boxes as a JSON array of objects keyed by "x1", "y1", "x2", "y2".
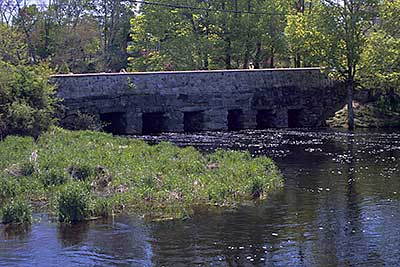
[
  {"x1": 0, "y1": 128, "x2": 283, "y2": 224},
  {"x1": 327, "y1": 101, "x2": 400, "y2": 128}
]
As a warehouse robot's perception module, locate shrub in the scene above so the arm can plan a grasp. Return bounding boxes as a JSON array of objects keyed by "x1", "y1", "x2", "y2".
[
  {"x1": 61, "y1": 111, "x2": 104, "y2": 131},
  {"x1": 42, "y1": 168, "x2": 69, "y2": 186},
  {"x1": 0, "y1": 177, "x2": 19, "y2": 203},
  {"x1": 58, "y1": 182, "x2": 90, "y2": 223},
  {"x1": 4, "y1": 162, "x2": 35, "y2": 178},
  {"x1": 1, "y1": 199, "x2": 32, "y2": 224},
  {"x1": 0, "y1": 60, "x2": 59, "y2": 137},
  {"x1": 66, "y1": 164, "x2": 93, "y2": 181},
  {"x1": 92, "y1": 197, "x2": 111, "y2": 218}
]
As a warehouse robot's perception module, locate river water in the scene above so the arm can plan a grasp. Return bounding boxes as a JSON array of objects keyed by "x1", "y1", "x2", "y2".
[{"x1": 1, "y1": 129, "x2": 400, "y2": 267}]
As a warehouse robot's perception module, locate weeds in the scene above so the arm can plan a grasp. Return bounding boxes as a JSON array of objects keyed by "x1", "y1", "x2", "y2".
[
  {"x1": 1, "y1": 199, "x2": 32, "y2": 224},
  {"x1": 58, "y1": 182, "x2": 90, "y2": 223},
  {"x1": 0, "y1": 177, "x2": 19, "y2": 203}
]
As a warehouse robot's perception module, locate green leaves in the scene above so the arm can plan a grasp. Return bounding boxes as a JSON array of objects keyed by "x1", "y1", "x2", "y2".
[
  {"x1": 0, "y1": 61, "x2": 58, "y2": 137},
  {"x1": 128, "y1": 0, "x2": 290, "y2": 71},
  {"x1": 58, "y1": 182, "x2": 90, "y2": 223},
  {"x1": 358, "y1": 1, "x2": 400, "y2": 111},
  {"x1": 1, "y1": 199, "x2": 32, "y2": 225}
]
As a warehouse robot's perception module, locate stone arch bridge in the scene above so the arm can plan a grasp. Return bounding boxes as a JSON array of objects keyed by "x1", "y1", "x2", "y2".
[{"x1": 53, "y1": 68, "x2": 346, "y2": 134}]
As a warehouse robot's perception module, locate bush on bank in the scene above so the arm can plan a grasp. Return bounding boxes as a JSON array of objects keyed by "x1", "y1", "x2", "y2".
[
  {"x1": 1, "y1": 199, "x2": 32, "y2": 224},
  {"x1": 0, "y1": 128, "x2": 282, "y2": 223},
  {"x1": 58, "y1": 182, "x2": 91, "y2": 223},
  {"x1": 0, "y1": 60, "x2": 59, "y2": 138}
]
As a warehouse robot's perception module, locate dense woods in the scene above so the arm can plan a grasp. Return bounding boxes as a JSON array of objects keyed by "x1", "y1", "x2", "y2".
[
  {"x1": 0, "y1": 1, "x2": 398, "y2": 74},
  {"x1": 0, "y1": 0, "x2": 399, "y2": 132}
]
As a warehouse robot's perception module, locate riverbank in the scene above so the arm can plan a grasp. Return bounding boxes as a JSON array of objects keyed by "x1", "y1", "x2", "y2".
[
  {"x1": 0, "y1": 128, "x2": 282, "y2": 224},
  {"x1": 327, "y1": 101, "x2": 400, "y2": 128}
]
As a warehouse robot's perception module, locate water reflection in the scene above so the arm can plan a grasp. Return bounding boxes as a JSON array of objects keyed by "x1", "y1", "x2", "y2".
[
  {"x1": 1, "y1": 129, "x2": 400, "y2": 266},
  {"x1": 2, "y1": 224, "x2": 31, "y2": 241},
  {"x1": 58, "y1": 222, "x2": 89, "y2": 247},
  {"x1": 0, "y1": 215, "x2": 153, "y2": 267}
]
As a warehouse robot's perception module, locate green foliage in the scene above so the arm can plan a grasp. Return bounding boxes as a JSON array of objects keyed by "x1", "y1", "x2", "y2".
[
  {"x1": 66, "y1": 164, "x2": 93, "y2": 181},
  {"x1": 1, "y1": 199, "x2": 32, "y2": 224},
  {"x1": 41, "y1": 168, "x2": 69, "y2": 187},
  {"x1": 92, "y1": 197, "x2": 112, "y2": 218},
  {"x1": 0, "y1": 24, "x2": 28, "y2": 65},
  {"x1": 62, "y1": 111, "x2": 103, "y2": 131},
  {"x1": 360, "y1": 31, "x2": 400, "y2": 90},
  {"x1": 58, "y1": 182, "x2": 90, "y2": 223},
  {"x1": 0, "y1": 60, "x2": 59, "y2": 137},
  {"x1": 359, "y1": 1, "x2": 400, "y2": 111},
  {"x1": 0, "y1": 177, "x2": 19, "y2": 204},
  {"x1": 128, "y1": 0, "x2": 290, "y2": 71},
  {"x1": 0, "y1": 128, "x2": 282, "y2": 222},
  {"x1": 285, "y1": 2, "x2": 338, "y2": 68},
  {"x1": 3, "y1": 0, "x2": 132, "y2": 73}
]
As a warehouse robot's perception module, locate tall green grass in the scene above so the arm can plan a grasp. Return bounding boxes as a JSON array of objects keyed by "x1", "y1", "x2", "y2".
[{"x1": 0, "y1": 128, "x2": 282, "y2": 223}]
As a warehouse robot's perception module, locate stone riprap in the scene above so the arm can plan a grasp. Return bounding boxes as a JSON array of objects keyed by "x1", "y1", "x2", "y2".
[{"x1": 52, "y1": 68, "x2": 346, "y2": 134}]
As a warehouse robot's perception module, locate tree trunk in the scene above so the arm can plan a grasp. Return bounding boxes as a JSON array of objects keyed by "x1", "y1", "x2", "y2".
[
  {"x1": 389, "y1": 87, "x2": 396, "y2": 111},
  {"x1": 243, "y1": 49, "x2": 250, "y2": 69},
  {"x1": 254, "y1": 41, "x2": 262, "y2": 69},
  {"x1": 16, "y1": 2, "x2": 37, "y2": 62},
  {"x1": 270, "y1": 46, "x2": 275, "y2": 68},
  {"x1": 347, "y1": 78, "x2": 355, "y2": 130},
  {"x1": 222, "y1": 1, "x2": 231, "y2": 69},
  {"x1": 203, "y1": 13, "x2": 210, "y2": 70},
  {"x1": 225, "y1": 37, "x2": 232, "y2": 69},
  {"x1": 294, "y1": 50, "x2": 301, "y2": 68},
  {"x1": 243, "y1": 0, "x2": 251, "y2": 69}
]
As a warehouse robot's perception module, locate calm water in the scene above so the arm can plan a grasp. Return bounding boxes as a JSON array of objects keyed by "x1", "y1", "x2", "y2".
[{"x1": 1, "y1": 129, "x2": 400, "y2": 267}]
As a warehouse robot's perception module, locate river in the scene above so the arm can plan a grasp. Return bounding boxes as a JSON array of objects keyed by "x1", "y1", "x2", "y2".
[{"x1": 1, "y1": 129, "x2": 399, "y2": 267}]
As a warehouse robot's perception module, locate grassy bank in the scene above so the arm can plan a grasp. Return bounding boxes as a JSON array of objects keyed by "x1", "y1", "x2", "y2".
[
  {"x1": 0, "y1": 128, "x2": 282, "y2": 224},
  {"x1": 327, "y1": 101, "x2": 400, "y2": 128}
]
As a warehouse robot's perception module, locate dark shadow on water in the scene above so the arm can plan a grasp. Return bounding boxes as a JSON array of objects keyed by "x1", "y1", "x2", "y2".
[
  {"x1": 2, "y1": 224, "x2": 31, "y2": 240},
  {"x1": 58, "y1": 222, "x2": 89, "y2": 247}
]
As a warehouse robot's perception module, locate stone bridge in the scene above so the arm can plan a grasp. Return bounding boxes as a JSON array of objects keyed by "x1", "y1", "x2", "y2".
[{"x1": 53, "y1": 68, "x2": 345, "y2": 134}]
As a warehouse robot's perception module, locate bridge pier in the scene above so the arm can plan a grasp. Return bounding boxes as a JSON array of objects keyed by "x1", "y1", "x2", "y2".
[
  {"x1": 239, "y1": 109, "x2": 258, "y2": 129},
  {"x1": 164, "y1": 111, "x2": 184, "y2": 132},
  {"x1": 275, "y1": 108, "x2": 289, "y2": 128},
  {"x1": 256, "y1": 109, "x2": 275, "y2": 129},
  {"x1": 203, "y1": 109, "x2": 228, "y2": 131},
  {"x1": 125, "y1": 111, "x2": 142, "y2": 134},
  {"x1": 183, "y1": 110, "x2": 205, "y2": 132}
]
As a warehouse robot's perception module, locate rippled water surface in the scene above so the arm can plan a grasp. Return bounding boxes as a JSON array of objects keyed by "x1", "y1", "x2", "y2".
[{"x1": 1, "y1": 129, "x2": 400, "y2": 267}]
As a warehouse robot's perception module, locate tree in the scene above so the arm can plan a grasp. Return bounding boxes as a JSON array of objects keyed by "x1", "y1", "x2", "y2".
[
  {"x1": 51, "y1": 15, "x2": 102, "y2": 73},
  {"x1": 359, "y1": 0, "x2": 400, "y2": 111},
  {"x1": 0, "y1": 59, "x2": 58, "y2": 138},
  {"x1": 257, "y1": 0, "x2": 290, "y2": 68},
  {"x1": 0, "y1": 24, "x2": 58, "y2": 138},
  {"x1": 0, "y1": 23, "x2": 28, "y2": 64},
  {"x1": 92, "y1": 0, "x2": 134, "y2": 71},
  {"x1": 128, "y1": 0, "x2": 291, "y2": 71},
  {"x1": 128, "y1": 0, "x2": 214, "y2": 71},
  {"x1": 325, "y1": 0, "x2": 379, "y2": 130},
  {"x1": 286, "y1": 0, "x2": 379, "y2": 130}
]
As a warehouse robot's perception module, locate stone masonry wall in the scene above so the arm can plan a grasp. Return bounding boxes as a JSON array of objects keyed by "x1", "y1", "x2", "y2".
[{"x1": 52, "y1": 68, "x2": 346, "y2": 134}]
